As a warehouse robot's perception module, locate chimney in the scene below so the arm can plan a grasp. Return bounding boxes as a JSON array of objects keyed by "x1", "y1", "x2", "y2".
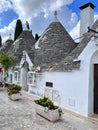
[{"x1": 80, "y1": 2, "x2": 95, "y2": 37}]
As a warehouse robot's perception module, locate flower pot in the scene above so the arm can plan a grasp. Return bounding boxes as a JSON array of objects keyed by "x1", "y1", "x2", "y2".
[
  {"x1": 8, "y1": 93, "x2": 21, "y2": 101},
  {"x1": 0, "y1": 87, "x2": 5, "y2": 91},
  {"x1": 35, "y1": 104, "x2": 60, "y2": 122}
]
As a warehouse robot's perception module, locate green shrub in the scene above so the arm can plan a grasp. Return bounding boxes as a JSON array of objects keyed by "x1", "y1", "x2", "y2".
[
  {"x1": 0, "y1": 82, "x2": 3, "y2": 88},
  {"x1": 34, "y1": 96, "x2": 58, "y2": 110},
  {"x1": 7, "y1": 84, "x2": 21, "y2": 95}
]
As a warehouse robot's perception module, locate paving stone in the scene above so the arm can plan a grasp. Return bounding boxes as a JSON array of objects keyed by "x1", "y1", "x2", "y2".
[{"x1": 0, "y1": 89, "x2": 98, "y2": 130}]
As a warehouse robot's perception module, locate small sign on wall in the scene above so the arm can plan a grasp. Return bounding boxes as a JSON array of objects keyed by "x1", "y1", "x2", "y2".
[{"x1": 46, "y1": 82, "x2": 53, "y2": 87}]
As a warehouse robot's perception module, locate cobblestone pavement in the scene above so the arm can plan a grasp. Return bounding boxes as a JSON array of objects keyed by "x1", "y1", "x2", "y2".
[{"x1": 0, "y1": 89, "x2": 98, "y2": 130}]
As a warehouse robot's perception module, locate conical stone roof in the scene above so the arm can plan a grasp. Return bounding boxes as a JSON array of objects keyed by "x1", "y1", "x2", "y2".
[
  {"x1": 34, "y1": 14, "x2": 77, "y2": 69},
  {"x1": 0, "y1": 39, "x2": 13, "y2": 55},
  {"x1": 51, "y1": 19, "x2": 98, "y2": 71},
  {"x1": 7, "y1": 30, "x2": 36, "y2": 65}
]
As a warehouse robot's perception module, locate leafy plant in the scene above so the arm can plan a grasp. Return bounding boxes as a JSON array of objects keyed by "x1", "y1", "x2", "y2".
[
  {"x1": 0, "y1": 55, "x2": 13, "y2": 72},
  {"x1": 14, "y1": 19, "x2": 23, "y2": 41},
  {"x1": 0, "y1": 54, "x2": 14, "y2": 87},
  {"x1": 0, "y1": 82, "x2": 3, "y2": 88},
  {"x1": 7, "y1": 84, "x2": 21, "y2": 96},
  {"x1": 34, "y1": 96, "x2": 58, "y2": 110},
  {"x1": 35, "y1": 33, "x2": 40, "y2": 41}
]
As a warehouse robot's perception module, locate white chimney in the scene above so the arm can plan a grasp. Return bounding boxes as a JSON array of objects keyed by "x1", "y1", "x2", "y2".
[{"x1": 80, "y1": 2, "x2": 95, "y2": 37}]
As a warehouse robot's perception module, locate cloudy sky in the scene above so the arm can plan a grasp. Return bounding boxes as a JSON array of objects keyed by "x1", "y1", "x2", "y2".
[{"x1": 0, "y1": 0, "x2": 98, "y2": 42}]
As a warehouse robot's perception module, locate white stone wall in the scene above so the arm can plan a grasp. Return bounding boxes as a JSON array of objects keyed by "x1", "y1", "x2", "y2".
[
  {"x1": 32, "y1": 39, "x2": 98, "y2": 116},
  {"x1": 7, "y1": 39, "x2": 98, "y2": 117},
  {"x1": 80, "y1": 6, "x2": 94, "y2": 37},
  {"x1": 7, "y1": 69, "x2": 14, "y2": 83},
  {"x1": 35, "y1": 71, "x2": 89, "y2": 116}
]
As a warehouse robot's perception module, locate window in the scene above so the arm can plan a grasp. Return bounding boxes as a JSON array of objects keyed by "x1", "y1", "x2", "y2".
[
  {"x1": 10, "y1": 74, "x2": 13, "y2": 83},
  {"x1": 46, "y1": 82, "x2": 53, "y2": 88},
  {"x1": 18, "y1": 71, "x2": 20, "y2": 81},
  {"x1": 14, "y1": 71, "x2": 18, "y2": 81},
  {"x1": 27, "y1": 72, "x2": 36, "y2": 86},
  {"x1": 14, "y1": 71, "x2": 20, "y2": 83}
]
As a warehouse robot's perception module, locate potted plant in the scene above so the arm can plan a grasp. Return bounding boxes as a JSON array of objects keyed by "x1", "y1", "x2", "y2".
[
  {"x1": 34, "y1": 96, "x2": 63, "y2": 122},
  {"x1": 0, "y1": 82, "x2": 4, "y2": 90},
  {"x1": 7, "y1": 84, "x2": 22, "y2": 100}
]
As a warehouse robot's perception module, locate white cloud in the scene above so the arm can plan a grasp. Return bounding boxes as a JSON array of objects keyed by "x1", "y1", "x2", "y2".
[
  {"x1": 69, "y1": 14, "x2": 98, "y2": 43},
  {"x1": 0, "y1": 0, "x2": 76, "y2": 42},
  {"x1": 0, "y1": 18, "x2": 2, "y2": 27},
  {"x1": 69, "y1": 21, "x2": 80, "y2": 42},
  {"x1": 0, "y1": 19, "x2": 16, "y2": 42},
  {"x1": 58, "y1": 7, "x2": 78, "y2": 31},
  {"x1": 0, "y1": 0, "x2": 12, "y2": 13},
  {"x1": 11, "y1": 0, "x2": 74, "y2": 19},
  {"x1": 0, "y1": 0, "x2": 98, "y2": 44},
  {"x1": 94, "y1": 15, "x2": 98, "y2": 22}
]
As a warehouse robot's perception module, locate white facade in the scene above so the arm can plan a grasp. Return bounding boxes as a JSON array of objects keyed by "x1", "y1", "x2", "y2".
[
  {"x1": 80, "y1": 5, "x2": 94, "y2": 37},
  {"x1": 24, "y1": 37, "x2": 98, "y2": 117},
  {"x1": 6, "y1": 36, "x2": 98, "y2": 117},
  {"x1": 5, "y1": 3, "x2": 98, "y2": 116}
]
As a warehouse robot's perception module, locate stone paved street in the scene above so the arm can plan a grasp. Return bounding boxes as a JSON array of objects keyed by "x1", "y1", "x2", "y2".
[{"x1": 0, "y1": 89, "x2": 98, "y2": 130}]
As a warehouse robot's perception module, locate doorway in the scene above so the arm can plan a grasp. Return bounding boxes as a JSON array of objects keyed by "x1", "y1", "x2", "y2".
[{"x1": 94, "y1": 64, "x2": 98, "y2": 114}]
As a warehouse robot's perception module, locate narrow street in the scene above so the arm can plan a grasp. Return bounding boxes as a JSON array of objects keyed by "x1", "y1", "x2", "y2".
[{"x1": 0, "y1": 89, "x2": 98, "y2": 130}]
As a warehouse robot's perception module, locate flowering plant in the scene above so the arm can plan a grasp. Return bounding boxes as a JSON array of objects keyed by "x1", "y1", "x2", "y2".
[
  {"x1": 7, "y1": 84, "x2": 21, "y2": 95},
  {"x1": 34, "y1": 96, "x2": 58, "y2": 110},
  {"x1": 34, "y1": 96, "x2": 63, "y2": 117}
]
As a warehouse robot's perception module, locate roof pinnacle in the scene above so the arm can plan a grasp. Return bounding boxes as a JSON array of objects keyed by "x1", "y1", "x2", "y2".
[
  {"x1": 54, "y1": 11, "x2": 57, "y2": 17},
  {"x1": 53, "y1": 10, "x2": 59, "y2": 22},
  {"x1": 9, "y1": 33, "x2": 12, "y2": 40}
]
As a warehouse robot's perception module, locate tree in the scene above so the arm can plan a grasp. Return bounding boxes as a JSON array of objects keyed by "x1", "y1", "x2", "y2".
[
  {"x1": 0, "y1": 35, "x2": 2, "y2": 47},
  {"x1": 0, "y1": 55, "x2": 13, "y2": 84},
  {"x1": 35, "y1": 33, "x2": 40, "y2": 41},
  {"x1": 14, "y1": 19, "x2": 23, "y2": 41}
]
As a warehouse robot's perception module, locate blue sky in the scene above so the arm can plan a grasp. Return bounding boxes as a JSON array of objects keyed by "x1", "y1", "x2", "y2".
[
  {"x1": 0, "y1": 0, "x2": 98, "y2": 42},
  {"x1": 68, "y1": 0, "x2": 98, "y2": 14}
]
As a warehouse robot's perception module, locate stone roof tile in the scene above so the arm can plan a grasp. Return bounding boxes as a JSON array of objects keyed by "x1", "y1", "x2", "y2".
[
  {"x1": 34, "y1": 20, "x2": 77, "y2": 68},
  {"x1": 51, "y1": 19, "x2": 98, "y2": 71},
  {"x1": 7, "y1": 30, "x2": 35, "y2": 65}
]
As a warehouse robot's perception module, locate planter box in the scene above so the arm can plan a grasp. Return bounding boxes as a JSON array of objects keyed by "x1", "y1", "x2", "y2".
[
  {"x1": 8, "y1": 93, "x2": 21, "y2": 101},
  {"x1": 35, "y1": 104, "x2": 60, "y2": 122},
  {"x1": 0, "y1": 87, "x2": 5, "y2": 91}
]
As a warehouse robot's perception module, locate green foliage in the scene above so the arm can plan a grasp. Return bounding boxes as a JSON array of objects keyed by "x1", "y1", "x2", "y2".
[
  {"x1": 0, "y1": 55, "x2": 13, "y2": 72},
  {"x1": 14, "y1": 19, "x2": 23, "y2": 41},
  {"x1": 0, "y1": 82, "x2": 3, "y2": 88},
  {"x1": 7, "y1": 84, "x2": 21, "y2": 95},
  {"x1": 0, "y1": 35, "x2": 2, "y2": 47},
  {"x1": 35, "y1": 33, "x2": 40, "y2": 41},
  {"x1": 34, "y1": 96, "x2": 58, "y2": 110}
]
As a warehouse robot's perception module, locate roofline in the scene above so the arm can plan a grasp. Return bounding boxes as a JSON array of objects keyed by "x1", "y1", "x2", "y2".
[{"x1": 79, "y1": 2, "x2": 95, "y2": 10}]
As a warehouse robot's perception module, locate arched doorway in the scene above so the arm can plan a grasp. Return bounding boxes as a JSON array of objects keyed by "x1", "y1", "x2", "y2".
[
  {"x1": 21, "y1": 62, "x2": 29, "y2": 91},
  {"x1": 90, "y1": 50, "x2": 98, "y2": 114},
  {"x1": 94, "y1": 64, "x2": 98, "y2": 114}
]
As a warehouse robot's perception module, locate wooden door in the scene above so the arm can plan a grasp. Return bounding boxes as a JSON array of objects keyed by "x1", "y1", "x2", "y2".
[{"x1": 94, "y1": 64, "x2": 98, "y2": 114}]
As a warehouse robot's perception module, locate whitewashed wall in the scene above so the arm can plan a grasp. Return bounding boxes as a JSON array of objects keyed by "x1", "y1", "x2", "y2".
[
  {"x1": 35, "y1": 71, "x2": 89, "y2": 116},
  {"x1": 7, "y1": 38, "x2": 98, "y2": 117},
  {"x1": 7, "y1": 69, "x2": 14, "y2": 83},
  {"x1": 32, "y1": 39, "x2": 98, "y2": 117},
  {"x1": 80, "y1": 6, "x2": 94, "y2": 37}
]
